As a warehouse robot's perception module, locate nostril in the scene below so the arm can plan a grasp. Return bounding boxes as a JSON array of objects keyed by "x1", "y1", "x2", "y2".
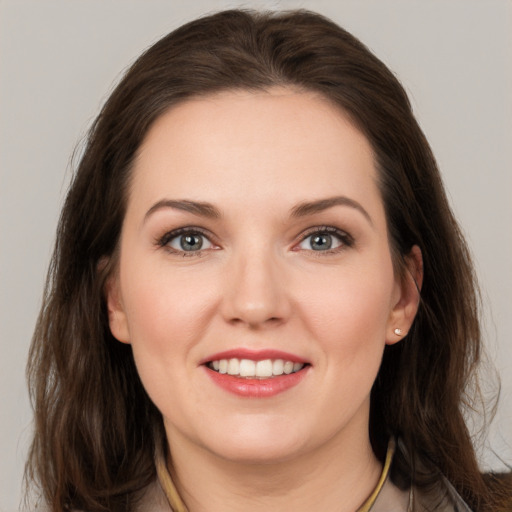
[
  {"x1": 220, "y1": 274, "x2": 291, "y2": 327},
  {"x1": 245, "y1": 316, "x2": 284, "y2": 330}
]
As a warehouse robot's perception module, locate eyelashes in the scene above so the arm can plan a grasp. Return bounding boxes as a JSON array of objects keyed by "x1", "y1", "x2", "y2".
[
  {"x1": 156, "y1": 225, "x2": 354, "y2": 257},
  {"x1": 296, "y1": 226, "x2": 354, "y2": 254},
  {"x1": 156, "y1": 227, "x2": 217, "y2": 256}
]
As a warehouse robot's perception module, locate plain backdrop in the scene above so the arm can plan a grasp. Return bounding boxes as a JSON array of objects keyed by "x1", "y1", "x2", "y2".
[{"x1": 1, "y1": 1, "x2": 511, "y2": 510}]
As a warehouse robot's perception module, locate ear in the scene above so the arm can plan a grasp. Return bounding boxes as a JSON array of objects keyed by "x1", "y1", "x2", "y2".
[
  {"x1": 386, "y1": 245, "x2": 423, "y2": 345},
  {"x1": 105, "y1": 273, "x2": 131, "y2": 344}
]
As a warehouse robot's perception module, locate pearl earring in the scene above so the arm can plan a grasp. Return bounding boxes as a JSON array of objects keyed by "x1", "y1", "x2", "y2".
[{"x1": 394, "y1": 328, "x2": 403, "y2": 336}]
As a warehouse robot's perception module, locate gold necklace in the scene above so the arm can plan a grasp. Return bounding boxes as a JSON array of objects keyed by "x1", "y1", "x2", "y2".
[{"x1": 155, "y1": 440, "x2": 396, "y2": 512}]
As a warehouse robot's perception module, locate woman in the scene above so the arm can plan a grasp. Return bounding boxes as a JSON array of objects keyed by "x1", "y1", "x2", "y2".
[{"x1": 25, "y1": 9, "x2": 511, "y2": 512}]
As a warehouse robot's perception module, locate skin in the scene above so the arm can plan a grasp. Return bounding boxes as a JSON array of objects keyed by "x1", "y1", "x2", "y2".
[{"x1": 107, "y1": 88, "x2": 422, "y2": 511}]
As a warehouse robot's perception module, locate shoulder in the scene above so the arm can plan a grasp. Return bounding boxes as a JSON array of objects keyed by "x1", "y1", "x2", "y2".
[
  {"x1": 371, "y1": 475, "x2": 473, "y2": 512},
  {"x1": 414, "y1": 476, "x2": 473, "y2": 511},
  {"x1": 28, "y1": 481, "x2": 172, "y2": 512}
]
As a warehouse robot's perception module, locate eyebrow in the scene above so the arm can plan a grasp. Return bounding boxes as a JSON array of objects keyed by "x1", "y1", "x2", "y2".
[
  {"x1": 290, "y1": 196, "x2": 373, "y2": 225},
  {"x1": 144, "y1": 199, "x2": 221, "y2": 221},
  {"x1": 144, "y1": 195, "x2": 372, "y2": 225}
]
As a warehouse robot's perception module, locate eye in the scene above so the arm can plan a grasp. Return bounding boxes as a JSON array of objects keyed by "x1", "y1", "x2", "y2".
[
  {"x1": 297, "y1": 227, "x2": 352, "y2": 252},
  {"x1": 159, "y1": 228, "x2": 216, "y2": 254}
]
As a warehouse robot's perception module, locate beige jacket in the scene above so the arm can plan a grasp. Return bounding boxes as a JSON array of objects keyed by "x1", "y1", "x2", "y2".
[
  {"x1": 135, "y1": 474, "x2": 472, "y2": 512},
  {"x1": 34, "y1": 471, "x2": 472, "y2": 511}
]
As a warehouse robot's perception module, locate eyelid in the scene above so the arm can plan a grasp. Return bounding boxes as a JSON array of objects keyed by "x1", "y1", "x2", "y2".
[
  {"x1": 294, "y1": 225, "x2": 354, "y2": 252},
  {"x1": 156, "y1": 226, "x2": 219, "y2": 255},
  {"x1": 155, "y1": 224, "x2": 353, "y2": 256}
]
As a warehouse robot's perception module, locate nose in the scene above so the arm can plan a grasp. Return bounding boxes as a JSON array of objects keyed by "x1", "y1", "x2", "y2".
[{"x1": 220, "y1": 248, "x2": 291, "y2": 328}]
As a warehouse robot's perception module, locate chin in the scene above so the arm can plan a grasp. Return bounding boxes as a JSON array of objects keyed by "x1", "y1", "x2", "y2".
[
  {"x1": 211, "y1": 438, "x2": 307, "y2": 466},
  {"x1": 198, "y1": 417, "x2": 312, "y2": 465}
]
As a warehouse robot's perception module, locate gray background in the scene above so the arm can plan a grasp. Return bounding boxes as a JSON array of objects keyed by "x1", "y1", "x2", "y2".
[{"x1": 1, "y1": 1, "x2": 510, "y2": 510}]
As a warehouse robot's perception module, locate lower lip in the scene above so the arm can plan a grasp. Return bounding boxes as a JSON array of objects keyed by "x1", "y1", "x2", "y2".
[{"x1": 204, "y1": 366, "x2": 309, "y2": 398}]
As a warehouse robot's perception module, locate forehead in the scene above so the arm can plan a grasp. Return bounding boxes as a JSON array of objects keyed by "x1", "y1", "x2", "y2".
[{"x1": 129, "y1": 88, "x2": 381, "y2": 217}]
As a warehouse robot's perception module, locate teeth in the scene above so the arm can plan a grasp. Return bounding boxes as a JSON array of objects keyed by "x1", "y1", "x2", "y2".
[
  {"x1": 227, "y1": 358, "x2": 240, "y2": 375},
  {"x1": 255, "y1": 359, "x2": 273, "y2": 377},
  {"x1": 239, "y1": 359, "x2": 255, "y2": 377},
  {"x1": 272, "y1": 359, "x2": 284, "y2": 375},
  {"x1": 283, "y1": 361, "x2": 294, "y2": 374},
  {"x1": 209, "y1": 358, "x2": 305, "y2": 378},
  {"x1": 218, "y1": 359, "x2": 228, "y2": 374}
]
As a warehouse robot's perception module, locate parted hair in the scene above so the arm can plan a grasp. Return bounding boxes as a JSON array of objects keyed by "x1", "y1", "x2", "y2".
[{"x1": 25, "y1": 9, "x2": 510, "y2": 511}]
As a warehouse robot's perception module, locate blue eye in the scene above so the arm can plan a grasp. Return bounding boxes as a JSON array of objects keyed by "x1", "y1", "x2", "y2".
[
  {"x1": 162, "y1": 230, "x2": 214, "y2": 253},
  {"x1": 298, "y1": 228, "x2": 351, "y2": 252}
]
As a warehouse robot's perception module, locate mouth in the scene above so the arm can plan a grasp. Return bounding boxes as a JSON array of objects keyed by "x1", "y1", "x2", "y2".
[
  {"x1": 207, "y1": 358, "x2": 306, "y2": 379},
  {"x1": 202, "y1": 350, "x2": 310, "y2": 397}
]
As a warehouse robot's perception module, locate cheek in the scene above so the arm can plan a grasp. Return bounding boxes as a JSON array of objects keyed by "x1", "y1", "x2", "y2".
[
  {"x1": 295, "y1": 255, "x2": 395, "y2": 395},
  {"x1": 301, "y1": 265, "x2": 394, "y2": 343},
  {"x1": 119, "y1": 266, "x2": 218, "y2": 414},
  {"x1": 121, "y1": 258, "x2": 219, "y2": 343}
]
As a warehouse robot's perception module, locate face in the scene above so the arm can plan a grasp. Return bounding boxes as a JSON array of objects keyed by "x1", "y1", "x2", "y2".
[{"x1": 107, "y1": 88, "x2": 419, "y2": 465}]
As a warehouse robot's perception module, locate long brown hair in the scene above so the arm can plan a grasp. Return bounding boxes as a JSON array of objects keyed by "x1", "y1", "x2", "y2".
[{"x1": 26, "y1": 9, "x2": 510, "y2": 511}]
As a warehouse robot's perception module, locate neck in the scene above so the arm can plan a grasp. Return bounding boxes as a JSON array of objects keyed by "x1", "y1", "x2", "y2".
[{"x1": 165, "y1": 422, "x2": 382, "y2": 512}]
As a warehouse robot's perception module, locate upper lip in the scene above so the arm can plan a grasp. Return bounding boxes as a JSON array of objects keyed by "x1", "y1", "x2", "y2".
[{"x1": 199, "y1": 348, "x2": 309, "y2": 365}]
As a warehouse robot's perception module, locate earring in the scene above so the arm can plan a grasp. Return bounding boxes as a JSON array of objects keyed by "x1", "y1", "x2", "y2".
[{"x1": 394, "y1": 328, "x2": 403, "y2": 336}]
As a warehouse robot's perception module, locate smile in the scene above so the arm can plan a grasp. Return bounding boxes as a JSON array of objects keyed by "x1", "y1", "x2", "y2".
[
  {"x1": 208, "y1": 358, "x2": 305, "y2": 378},
  {"x1": 202, "y1": 350, "x2": 310, "y2": 398}
]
